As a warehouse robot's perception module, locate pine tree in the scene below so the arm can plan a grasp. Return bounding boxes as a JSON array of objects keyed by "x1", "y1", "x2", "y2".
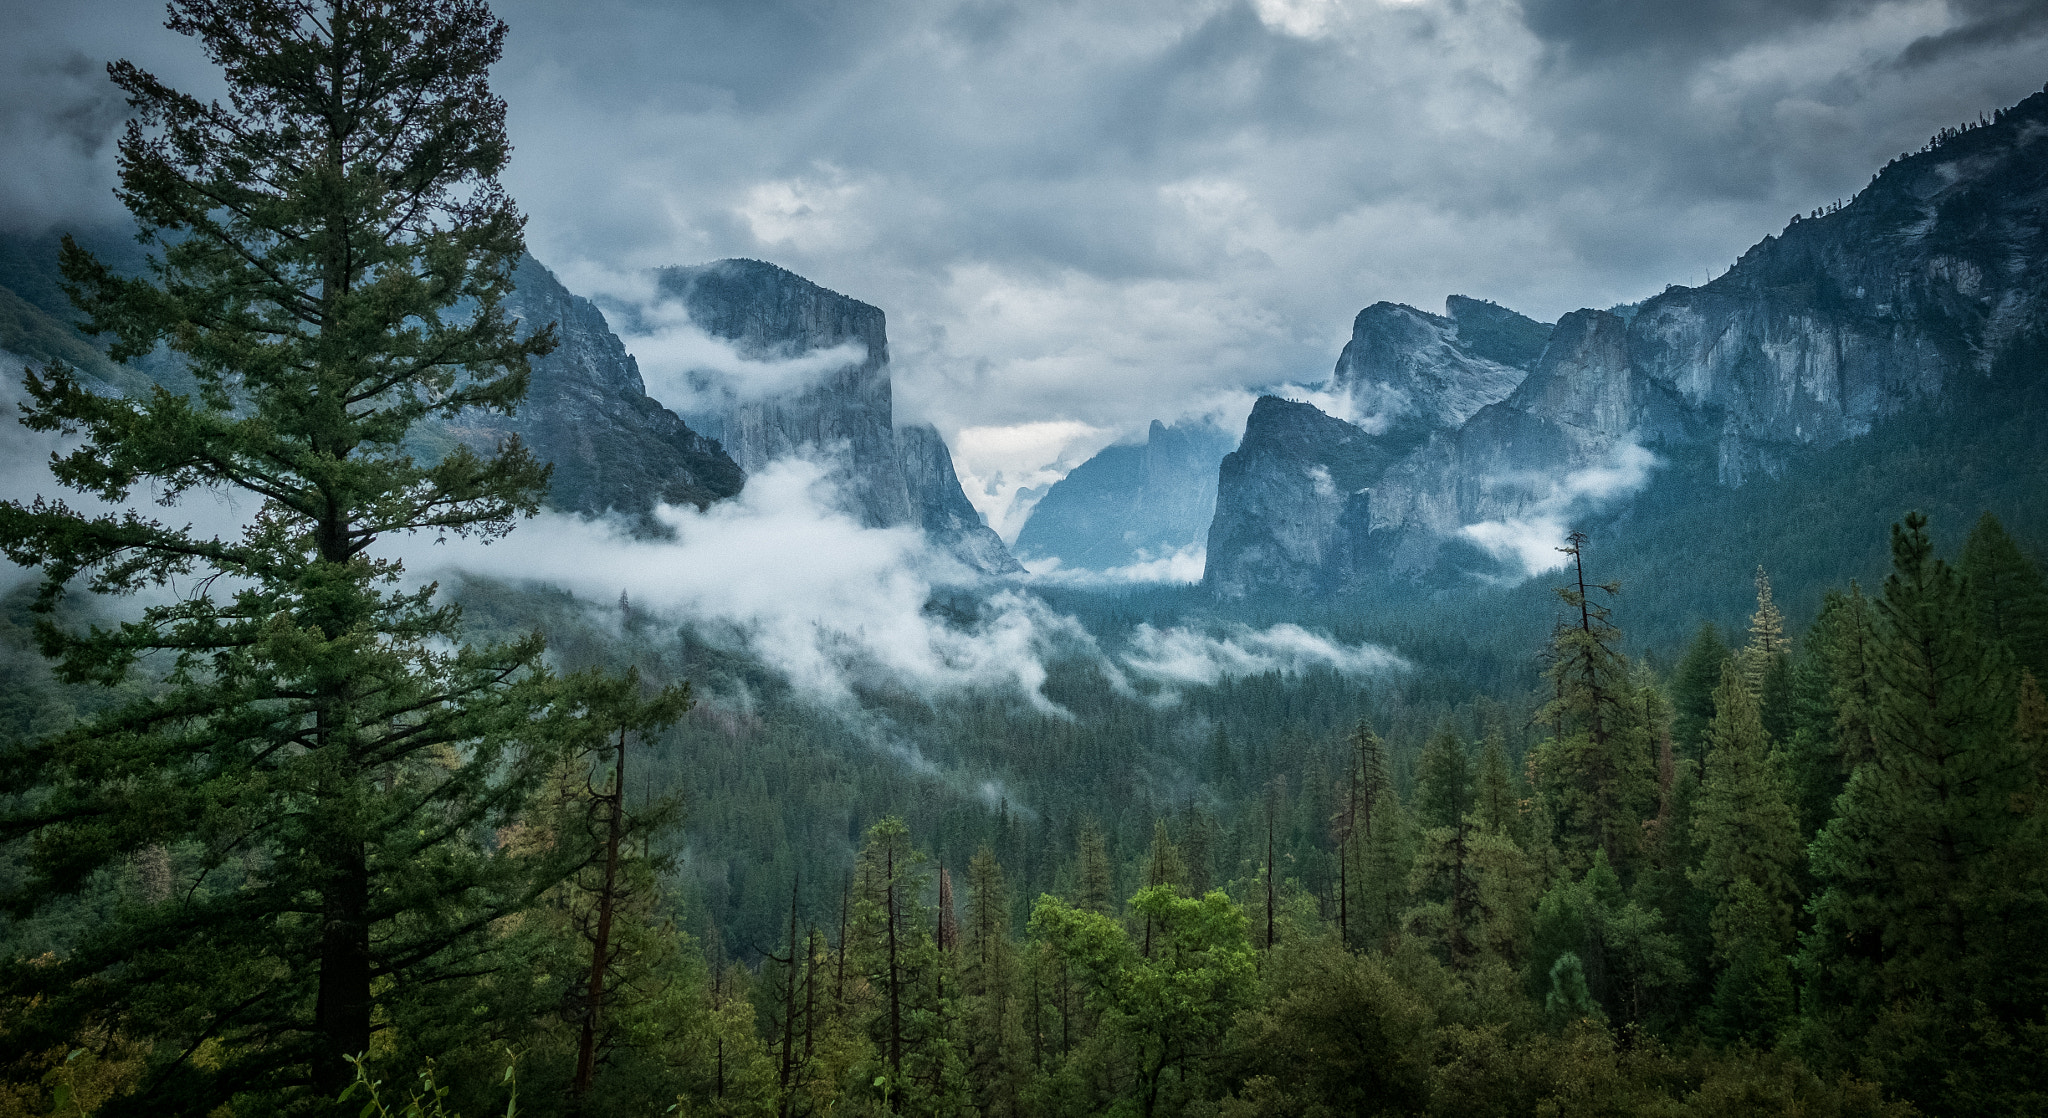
[
  {"x1": 1471, "y1": 730, "x2": 1518, "y2": 838},
  {"x1": 1074, "y1": 818, "x2": 1114, "y2": 916},
  {"x1": 555, "y1": 670, "x2": 692, "y2": 1107},
  {"x1": 1413, "y1": 721, "x2": 1472, "y2": 832},
  {"x1": 1688, "y1": 661, "x2": 1801, "y2": 1041},
  {"x1": 1960, "y1": 511, "x2": 2048, "y2": 679},
  {"x1": 0, "y1": 1, "x2": 573, "y2": 1106},
  {"x1": 1142, "y1": 820, "x2": 1186, "y2": 895},
  {"x1": 1744, "y1": 566, "x2": 1790, "y2": 692},
  {"x1": 1408, "y1": 723, "x2": 1478, "y2": 965},
  {"x1": 1803, "y1": 513, "x2": 2048, "y2": 1114},
  {"x1": 1670, "y1": 622, "x2": 1729, "y2": 774},
  {"x1": 961, "y1": 848, "x2": 1027, "y2": 1118},
  {"x1": 1531, "y1": 531, "x2": 1657, "y2": 876}
]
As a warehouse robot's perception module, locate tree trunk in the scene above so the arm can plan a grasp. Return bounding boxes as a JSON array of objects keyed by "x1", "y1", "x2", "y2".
[
  {"x1": 574, "y1": 725, "x2": 629, "y2": 1100},
  {"x1": 313, "y1": 837, "x2": 371, "y2": 1096}
]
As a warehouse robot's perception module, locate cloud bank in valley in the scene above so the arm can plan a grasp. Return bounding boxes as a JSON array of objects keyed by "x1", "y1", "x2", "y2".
[
  {"x1": 1459, "y1": 439, "x2": 1662, "y2": 576},
  {"x1": 412, "y1": 458, "x2": 1102, "y2": 714},
  {"x1": 1119, "y1": 621, "x2": 1408, "y2": 688}
]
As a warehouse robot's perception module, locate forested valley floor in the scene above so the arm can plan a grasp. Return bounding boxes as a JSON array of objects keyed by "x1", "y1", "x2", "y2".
[{"x1": 8, "y1": 508, "x2": 2046, "y2": 1117}]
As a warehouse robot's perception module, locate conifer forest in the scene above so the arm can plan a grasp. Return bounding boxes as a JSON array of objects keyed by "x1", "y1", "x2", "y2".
[{"x1": 2, "y1": 2, "x2": 2047, "y2": 1116}]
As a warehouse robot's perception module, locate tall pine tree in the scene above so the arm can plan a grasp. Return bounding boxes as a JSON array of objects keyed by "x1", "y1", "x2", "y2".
[
  {"x1": 0, "y1": 1, "x2": 577, "y2": 1107},
  {"x1": 1689, "y1": 661, "x2": 1801, "y2": 1041},
  {"x1": 1803, "y1": 513, "x2": 2048, "y2": 1114}
]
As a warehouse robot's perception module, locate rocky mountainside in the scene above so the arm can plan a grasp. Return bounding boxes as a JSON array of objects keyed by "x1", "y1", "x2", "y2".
[
  {"x1": 1206, "y1": 86, "x2": 2048, "y2": 598},
  {"x1": 654, "y1": 258, "x2": 1020, "y2": 574},
  {"x1": 443, "y1": 256, "x2": 744, "y2": 517},
  {"x1": 0, "y1": 232, "x2": 744, "y2": 521},
  {"x1": 1013, "y1": 419, "x2": 1235, "y2": 570},
  {"x1": 1203, "y1": 296, "x2": 1552, "y2": 596}
]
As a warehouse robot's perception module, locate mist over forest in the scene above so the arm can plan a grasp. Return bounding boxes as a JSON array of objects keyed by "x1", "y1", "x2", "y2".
[{"x1": 3, "y1": 2, "x2": 2047, "y2": 1117}]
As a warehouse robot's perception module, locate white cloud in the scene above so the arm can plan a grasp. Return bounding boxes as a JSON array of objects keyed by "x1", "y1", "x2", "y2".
[
  {"x1": 949, "y1": 419, "x2": 1118, "y2": 543},
  {"x1": 1120, "y1": 621, "x2": 1407, "y2": 687},
  {"x1": 411, "y1": 457, "x2": 1100, "y2": 714},
  {"x1": 1022, "y1": 543, "x2": 1208, "y2": 587},
  {"x1": 1458, "y1": 439, "x2": 1660, "y2": 575}
]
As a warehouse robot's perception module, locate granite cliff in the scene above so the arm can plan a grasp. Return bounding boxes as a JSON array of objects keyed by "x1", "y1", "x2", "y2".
[
  {"x1": 1206, "y1": 87, "x2": 2048, "y2": 598},
  {"x1": 444, "y1": 256, "x2": 745, "y2": 517},
  {"x1": 653, "y1": 259, "x2": 1021, "y2": 574},
  {"x1": 1013, "y1": 419, "x2": 1235, "y2": 571}
]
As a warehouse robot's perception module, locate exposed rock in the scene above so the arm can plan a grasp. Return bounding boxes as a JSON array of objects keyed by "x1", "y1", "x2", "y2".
[
  {"x1": 654, "y1": 258, "x2": 1019, "y2": 575},
  {"x1": 1327, "y1": 301, "x2": 1537, "y2": 436},
  {"x1": 1013, "y1": 419, "x2": 1235, "y2": 571},
  {"x1": 1204, "y1": 398, "x2": 1387, "y2": 598},
  {"x1": 1206, "y1": 88, "x2": 2048, "y2": 596},
  {"x1": 898, "y1": 422, "x2": 1023, "y2": 574},
  {"x1": 446, "y1": 255, "x2": 744, "y2": 517}
]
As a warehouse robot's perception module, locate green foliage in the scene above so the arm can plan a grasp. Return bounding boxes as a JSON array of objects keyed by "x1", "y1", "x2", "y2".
[
  {"x1": 1030, "y1": 886, "x2": 1256, "y2": 1118},
  {"x1": 0, "y1": 0, "x2": 596, "y2": 1110},
  {"x1": 1961, "y1": 511, "x2": 2048, "y2": 679},
  {"x1": 1802, "y1": 512, "x2": 2048, "y2": 1115},
  {"x1": 1689, "y1": 660, "x2": 1801, "y2": 1041},
  {"x1": 1670, "y1": 623, "x2": 1727, "y2": 774},
  {"x1": 1532, "y1": 534, "x2": 1660, "y2": 877}
]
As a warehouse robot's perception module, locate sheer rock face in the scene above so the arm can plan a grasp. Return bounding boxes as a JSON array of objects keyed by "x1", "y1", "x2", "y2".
[
  {"x1": 1206, "y1": 89, "x2": 2048, "y2": 597},
  {"x1": 1013, "y1": 419, "x2": 1236, "y2": 571},
  {"x1": 1329, "y1": 300, "x2": 1540, "y2": 437},
  {"x1": 897, "y1": 422, "x2": 1022, "y2": 575},
  {"x1": 655, "y1": 258, "x2": 1019, "y2": 574},
  {"x1": 402, "y1": 255, "x2": 748, "y2": 518},
  {"x1": 1204, "y1": 398, "x2": 1389, "y2": 598},
  {"x1": 655, "y1": 259, "x2": 910, "y2": 529}
]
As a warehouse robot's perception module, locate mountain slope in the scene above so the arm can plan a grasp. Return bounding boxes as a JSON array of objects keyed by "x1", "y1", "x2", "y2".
[
  {"x1": 1013, "y1": 419, "x2": 1235, "y2": 571},
  {"x1": 1206, "y1": 87, "x2": 2048, "y2": 598},
  {"x1": 655, "y1": 258, "x2": 1020, "y2": 574}
]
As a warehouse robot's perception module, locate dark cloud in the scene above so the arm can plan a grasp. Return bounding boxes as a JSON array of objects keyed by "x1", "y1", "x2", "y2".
[
  {"x1": 1520, "y1": 0, "x2": 1865, "y2": 62},
  {"x1": 1895, "y1": 0, "x2": 2048, "y2": 67},
  {"x1": 4, "y1": 0, "x2": 2047, "y2": 502}
]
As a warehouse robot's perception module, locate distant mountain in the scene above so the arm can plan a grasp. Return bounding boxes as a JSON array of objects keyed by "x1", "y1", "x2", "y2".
[
  {"x1": 1204, "y1": 296, "x2": 1552, "y2": 596},
  {"x1": 1013, "y1": 419, "x2": 1235, "y2": 571},
  {"x1": 0, "y1": 233, "x2": 746, "y2": 521},
  {"x1": 439, "y1": 255, "x2": 744, "y2": 517},
  {"x1": 1205, "y1": 86, "x2": 2048, "y2": 599},
  {"x1": 653, "y1": 258, "x2": 1021, "y2": 575}
]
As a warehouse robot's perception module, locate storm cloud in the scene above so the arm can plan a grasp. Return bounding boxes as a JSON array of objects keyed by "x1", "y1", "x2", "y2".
[{"x1": 3, "y1": 0, "x2": 2044, "y2": 502}]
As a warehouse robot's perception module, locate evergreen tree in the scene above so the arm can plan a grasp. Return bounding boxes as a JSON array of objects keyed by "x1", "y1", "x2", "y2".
[
  {"x1": 1803, "y1": 513, "x2": 2048, "y2": 1114},
  {"x1": 1688, "y1": 661, "x2": 1801, "y2": 1042},
  {"x1": 1142, "y1": 820, "x2": 1186, "y2": 895},
  {"x1": 1408, "y1": 724, "x2": 1478, "y2": 964},
  {"x1": 962, "y1": 847, "x2": 1027, "y2": 1118},
  {"x1": 1413, "y1": 721, "x2": 1472, "y2": 831},
  {"x1": 1338, "y1": 723, "x2": 1406, "y2": 951},
  {"x1": 1073, "y1": 818, "x2": 1114, "y2": 916},
  {"x1": 1471, "y1": 729, "x2": 1518, "y2": 838},
  {"x1": 1744, "y1": 567, "x2": 1790, "y2": 693},
  {"x1": 1670, "y1": 622, "x2": 1729, "y2": 774},
  {"x1": 1180, "y1": 805, "x2": 1214, "y2": 898},
  {"x1": 0, "y1": 1, "x2": 574, "y2": 1106},
  {"x1": 1531, "y1": 532, "x2": 1657, "y2": 877},
  {"x1": 1960, "y1": 511, "x2": 2048, "y2": 679}
]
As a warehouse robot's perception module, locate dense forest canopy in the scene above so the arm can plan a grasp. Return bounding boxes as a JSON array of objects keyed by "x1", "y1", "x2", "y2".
[{"x1": 3, "y1": 2, "x2": 2047, "y2": 1117}]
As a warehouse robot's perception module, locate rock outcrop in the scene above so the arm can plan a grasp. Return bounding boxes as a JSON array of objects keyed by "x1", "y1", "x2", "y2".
[
  {"x1": 897, "y1": 422, "x2": 1021, "y2": 575},
  {"x1": 654, "y1": 258, "x2": 1020, "y2": 574},
  {"x1": 446, "y1": 256, "x2": 744, "y2": 517},
  {"x1": 1013, "y1": 419, "x2": 1235, "y2": 571},
  {"x1": 1206, "y1": 87, "x2": 2048, "y2": 597}
]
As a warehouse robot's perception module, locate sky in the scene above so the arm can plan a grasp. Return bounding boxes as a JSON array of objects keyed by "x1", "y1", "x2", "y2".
[{"x1": 4, "y1": 0, "x2": 2047, "y2": 526}]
